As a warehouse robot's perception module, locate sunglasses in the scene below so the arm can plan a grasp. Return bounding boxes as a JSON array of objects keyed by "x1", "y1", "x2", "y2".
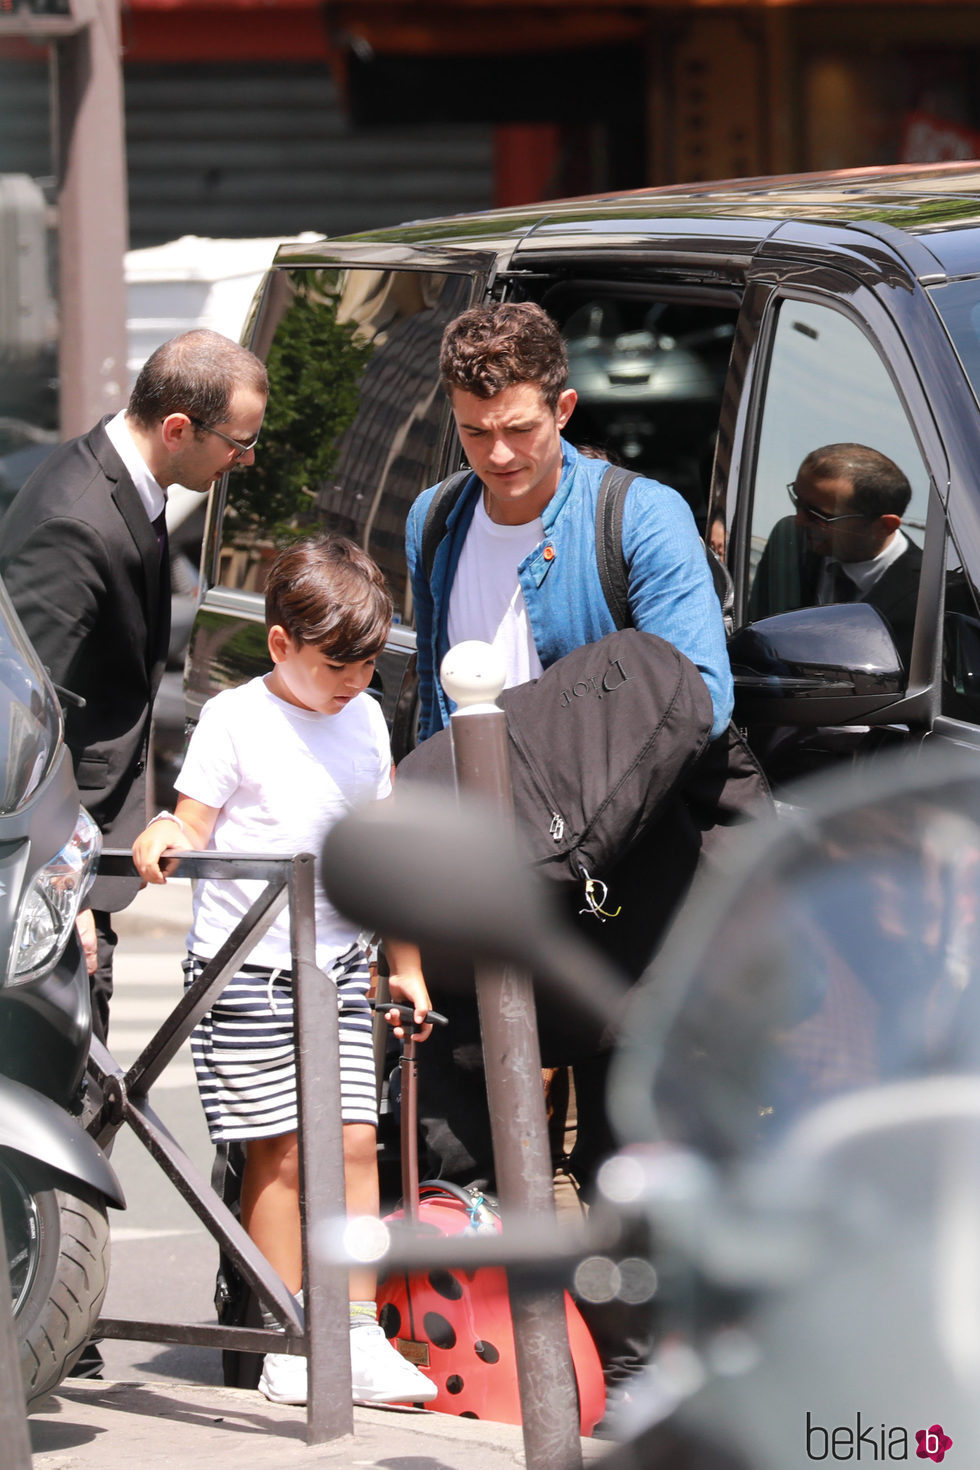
[
  {"x1": 787, "y1": 483, "x2": 870, "y2": 526},
  {"x1": 189, "y1": 416, "x2": 260, "y2": 459}
]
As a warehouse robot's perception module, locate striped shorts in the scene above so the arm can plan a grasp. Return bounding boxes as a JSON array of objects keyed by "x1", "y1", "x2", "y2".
[{"x1": 182, "y1": 941, "x2": 377, "y2": 1143}]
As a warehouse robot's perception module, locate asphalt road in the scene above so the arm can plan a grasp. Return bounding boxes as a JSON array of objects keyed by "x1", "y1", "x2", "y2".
[{"x1": 97, "y1": 879, "x2": 225, "y2": 1388}]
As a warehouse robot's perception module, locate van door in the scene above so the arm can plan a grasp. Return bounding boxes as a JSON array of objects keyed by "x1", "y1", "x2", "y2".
[
  {"x1": 186, "y1": 250, "x2": 496, "y2": 748},
  {"x1": 504, "y1": 272, "x2": 743, "y2": 536},
  {"x1": 921, "y1": 273, "x2": 980, "y2": 758},
  {"x1": 720, "y1": 264, "x2": 951, "y2": 786}
]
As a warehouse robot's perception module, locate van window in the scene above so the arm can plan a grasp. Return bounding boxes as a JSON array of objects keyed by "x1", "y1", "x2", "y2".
[
  {"x1": 930, "y1": 276, "x2": 980, "y2": 409},
  {"x1": 943, "y1": 528, "x2": 980, "y2": 723},
  {"x1": 544, "y1": 289, "x2": 738, "y2": 532},
  {"x1": 214, "y1": 266, "x2": 477, "y2": 622},
  {"x1": 744, "y1": 298, "x2": 929, "y2": 671}
]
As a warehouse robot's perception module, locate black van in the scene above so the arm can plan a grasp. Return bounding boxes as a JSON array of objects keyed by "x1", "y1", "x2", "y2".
[{"x1": 184, "y1": 163, "x2": 980, "y2": 785}]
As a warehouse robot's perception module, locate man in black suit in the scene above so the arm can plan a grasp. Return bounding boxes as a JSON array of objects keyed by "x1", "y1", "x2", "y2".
[
  {"x1": 748, "y1": 442, "x2": 922, "y2": 673},
  {"x1": 0, "y1": 329, "x2": 268, "y2": 1041}
]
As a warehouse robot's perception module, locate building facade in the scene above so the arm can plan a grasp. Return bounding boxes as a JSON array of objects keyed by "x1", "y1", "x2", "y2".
[{"x1": 4, "y1": 1, "x2": 980, "y2": 251}]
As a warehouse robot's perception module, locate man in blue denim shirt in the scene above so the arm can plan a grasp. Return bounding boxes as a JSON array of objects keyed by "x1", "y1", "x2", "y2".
[
  {"x1": 406, "y1": 300, "x2": 733, "y2": 744},
  {"x1": 402, "y1": 304, "x2": 745, "y2": 1400}
]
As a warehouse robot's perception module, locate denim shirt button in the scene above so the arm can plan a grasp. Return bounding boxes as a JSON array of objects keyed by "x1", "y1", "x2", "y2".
[{"x1": 543, "y1": 544, "x2": 555, "y2": 561}]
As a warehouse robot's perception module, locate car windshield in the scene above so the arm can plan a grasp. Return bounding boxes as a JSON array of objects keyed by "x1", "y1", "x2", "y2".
[{"x1": 0, "y1": 577, "x2": 61, "y2": 815}]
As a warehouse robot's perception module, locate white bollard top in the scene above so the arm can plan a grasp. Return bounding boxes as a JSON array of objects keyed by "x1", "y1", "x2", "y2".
[{"x1": 441, "y1": 640, "x2": 507, "y2": 711}]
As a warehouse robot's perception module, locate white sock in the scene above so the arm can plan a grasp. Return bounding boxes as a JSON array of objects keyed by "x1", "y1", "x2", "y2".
[{"x1": 349, "y1": 1300, "x2": 377, "y2": 1329}]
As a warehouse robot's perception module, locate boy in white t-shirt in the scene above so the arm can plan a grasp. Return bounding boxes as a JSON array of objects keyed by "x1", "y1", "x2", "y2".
[{"x1": 132, "y1": 533, "x2": 437, "y2": 1408}]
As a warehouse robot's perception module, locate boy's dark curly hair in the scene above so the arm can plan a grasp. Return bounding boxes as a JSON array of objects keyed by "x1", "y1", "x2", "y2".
[{"x1": 265, "y1": 533, "x2": 392, "y2": 660}]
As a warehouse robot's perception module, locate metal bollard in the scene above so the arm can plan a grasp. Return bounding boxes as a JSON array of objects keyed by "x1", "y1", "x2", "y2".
[
  {"x1": 0, "y1": 1194, "x2": 33, "y2": 1469},
  {"x1": 442, "y1": 641, "x2": 584, "y2": 1470},
  {"x1": 291, "y1": 851, "x2": 355, "y2": 1443}
]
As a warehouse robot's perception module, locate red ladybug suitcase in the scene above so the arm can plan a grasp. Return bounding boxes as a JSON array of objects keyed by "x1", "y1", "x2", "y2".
[{"x1": 376, "y1": 1021, "x2": 606, "y2": 1432}]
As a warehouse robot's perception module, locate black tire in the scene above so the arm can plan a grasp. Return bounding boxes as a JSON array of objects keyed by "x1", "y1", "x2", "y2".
[{"x1": 0, "y1": 1153, "x2": 110, "y2": 1408}]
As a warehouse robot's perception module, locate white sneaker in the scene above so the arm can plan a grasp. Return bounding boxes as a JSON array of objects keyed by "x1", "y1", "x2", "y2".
[
  {"x1": 258, "y1": 1350, "x2": 308, "y2": 1405},
  {"x1": 349, "y1": 1321, "x2": 438, "y2": 1405}
]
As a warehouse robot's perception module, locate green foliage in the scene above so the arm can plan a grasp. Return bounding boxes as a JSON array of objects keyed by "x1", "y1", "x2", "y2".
[{"x1": 227, "y1": 270, "x2": 374, "y2": 541}]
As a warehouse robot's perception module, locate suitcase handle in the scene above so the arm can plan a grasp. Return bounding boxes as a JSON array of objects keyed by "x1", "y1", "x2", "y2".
[
  {"x1": 370, "y1": 1000, "x2": 449, "y2": 1033},
  {"x1": 392, "y1": 1010, "x2": 446, "y2": 1222},
  {"x1": 371, "y1": 1001, "x2": 448, "y2": 1220}
]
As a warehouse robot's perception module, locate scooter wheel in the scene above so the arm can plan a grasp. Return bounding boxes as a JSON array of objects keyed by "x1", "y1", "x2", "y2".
[{"x1": 0, "y1": 1153, "x2": 110, "y2": 1408}]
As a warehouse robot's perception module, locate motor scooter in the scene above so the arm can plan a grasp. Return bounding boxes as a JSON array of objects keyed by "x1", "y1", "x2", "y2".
[
  {"x1": 322, "y1": 743, "x2": 980, "y2": 1467},
  {"x1": 0, "y1": 575, "x2": 124, "y2": 1408}
]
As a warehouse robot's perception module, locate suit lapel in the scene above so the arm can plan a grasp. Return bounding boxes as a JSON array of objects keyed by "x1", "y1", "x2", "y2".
[
  {"x1": 865, "y1": 543, "x2": 921, "y2": 620},
  {"x1": 91, "y1": 421, "x2": 170, "y2": 670}
]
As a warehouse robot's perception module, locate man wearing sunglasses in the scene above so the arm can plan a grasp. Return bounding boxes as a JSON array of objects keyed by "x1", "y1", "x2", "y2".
[
  {"x1": 749, "y1": 442, "x2": 921, "y2": 672},
  {"x1": 0, "y1": 329, "x2": 268, "y2": 1044}
]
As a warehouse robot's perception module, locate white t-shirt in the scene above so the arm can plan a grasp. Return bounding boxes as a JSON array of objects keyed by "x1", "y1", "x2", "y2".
[
  {"x1": 446, "y1": 494, "x2": 544, "y2": 687},
  {"x1": 176, "y1": 676, "x2": 392, "y2": 969}
]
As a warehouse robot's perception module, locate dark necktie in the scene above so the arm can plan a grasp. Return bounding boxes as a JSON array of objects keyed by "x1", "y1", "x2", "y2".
[
  {"x1": 152, "y1": 508, "x2": 168, "y2": 563},
  {"x1": 152, "y1": 509, "x2": 171, "y2": 657},
  {"x1": 829, "y1": 560, "x2": 857, "y2": 604}
]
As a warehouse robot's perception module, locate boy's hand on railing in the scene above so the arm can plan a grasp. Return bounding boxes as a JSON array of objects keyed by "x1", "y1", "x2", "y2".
[
  {"x1": 132, "y1": 798, "x2": 220, "y2": 883},
  {"x1": 132, "y1": 818, "x2": 184, "y2": 884}
]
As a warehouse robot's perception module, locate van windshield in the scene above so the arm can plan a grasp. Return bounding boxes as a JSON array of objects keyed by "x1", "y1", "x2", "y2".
[{"x1": 0, "y1": 577, "x2": 61, "y2": 814}]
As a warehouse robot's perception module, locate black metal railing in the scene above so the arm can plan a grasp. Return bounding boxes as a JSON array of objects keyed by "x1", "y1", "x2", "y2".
[{"x1": 85, "y1": 848, "x2": 354, "y2": 1445}]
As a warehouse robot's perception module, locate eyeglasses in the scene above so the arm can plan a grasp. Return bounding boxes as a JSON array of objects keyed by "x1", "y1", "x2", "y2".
[
  {"x1": 787, "y1": 483, "x2": 870, "y2": 526},
  {"x1": 188, "y1": 416, "x2": 260, "y2": 459}
]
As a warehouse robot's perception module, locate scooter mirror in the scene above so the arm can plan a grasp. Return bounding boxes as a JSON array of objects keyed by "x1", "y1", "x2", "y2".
[
  {"x1": 609, "y1": 742, "x2": 980, "y2": 1157},
  {"x1": 321, "y1": 786, "x2": 628, "y2": 1023},
  {"x1": 601, "y1": 744, "x2": 980, "y2": 1466},
  {"x1": 322, "y1": 786, "x2": 545, "y2": 950}
]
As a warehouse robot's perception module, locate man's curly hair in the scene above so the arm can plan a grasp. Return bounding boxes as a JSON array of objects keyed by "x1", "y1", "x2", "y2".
[{"x1": 439, "y1": 302, "x2": 568, "y2": 411}]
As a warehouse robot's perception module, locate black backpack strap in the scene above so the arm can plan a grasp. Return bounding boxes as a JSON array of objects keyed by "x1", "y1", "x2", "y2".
[
  {"x1": 596, "y1": 462, "x2": 735, "y2": 632},
  {"x1": 595, "y1": 465, "x2": 639, "y2": 631},
  {"x1": 421, "y1": 470, "x2": 474, "y2": 584}
]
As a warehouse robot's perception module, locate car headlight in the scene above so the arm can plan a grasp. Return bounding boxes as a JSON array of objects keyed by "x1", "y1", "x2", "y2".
[{"x1": 7, "y1": 807, "x2": 102, "y2": 985}]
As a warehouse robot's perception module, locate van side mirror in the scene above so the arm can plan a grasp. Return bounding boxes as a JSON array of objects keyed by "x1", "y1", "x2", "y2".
[{"x1": 730, "y1": 603, "x2": 904, "y2": 725}]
